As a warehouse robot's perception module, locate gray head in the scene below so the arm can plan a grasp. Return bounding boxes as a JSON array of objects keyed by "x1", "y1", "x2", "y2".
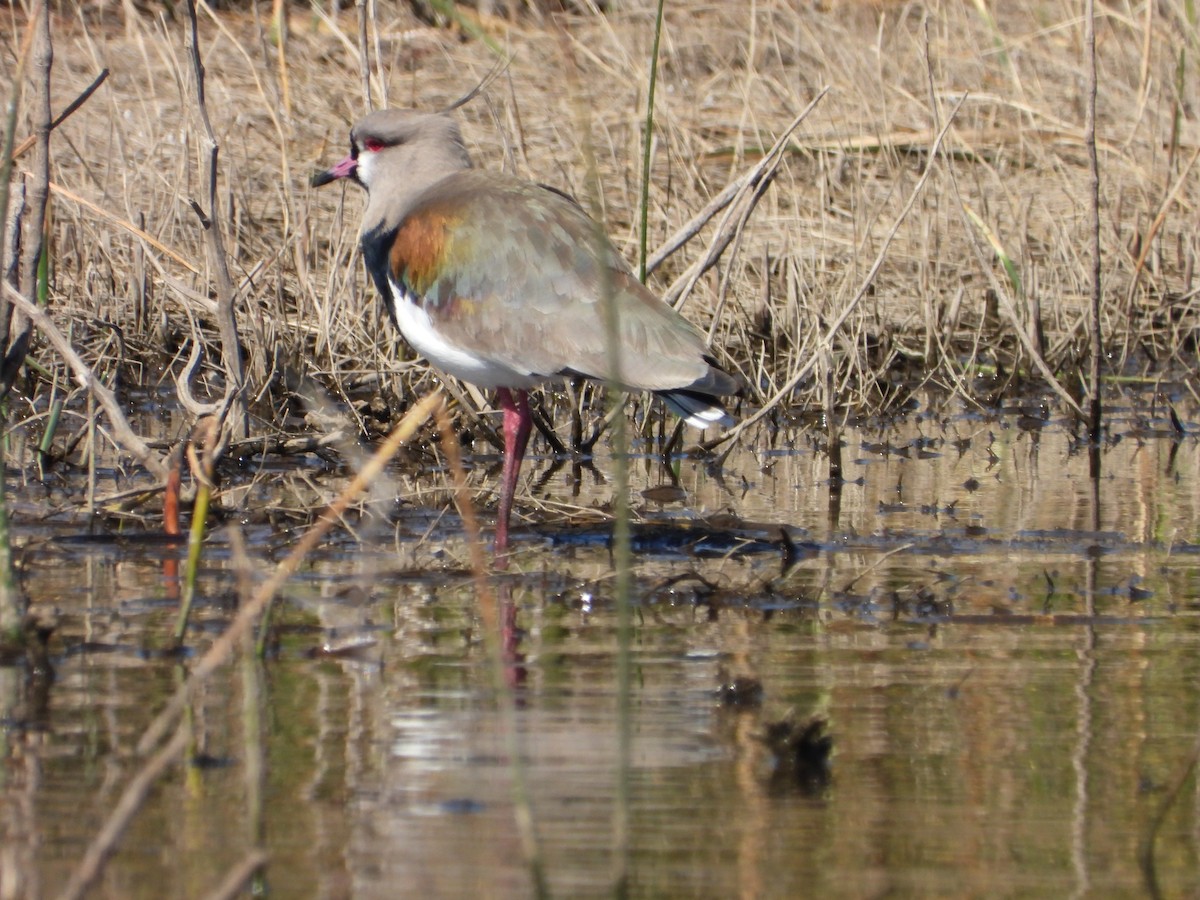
[{"x1": 313, "y1": 109, "x2": 474, "y2": 229}]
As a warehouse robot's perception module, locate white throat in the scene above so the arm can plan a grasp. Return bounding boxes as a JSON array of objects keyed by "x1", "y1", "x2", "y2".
[{"x1": 355, "y1": 150, "x2": 378, "y2": 189}]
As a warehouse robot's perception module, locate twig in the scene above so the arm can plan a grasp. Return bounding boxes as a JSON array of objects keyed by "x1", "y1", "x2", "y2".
[
  {"x1": 441, "y1": 54, "x2": 513, "y2": 114},
  {"x1": 1, "y1": 0, "x2": 52, "y2": 394},
  {"x1": 665, "y1": 91, "x2": 827, "y2": 311},
  {"x1": 0, "y1": 0, "x2": 38, "y2": 300},
  {"x1": 644, "y1": 171, "x2": 743, "y2": 277},
  {"x1": 708, "y1": 165, "x2": 778, "y2": 345},
  {"x1": 175, "y1": 337, "x2": 223, "y2": 417},
  {"x1": 3, "y1": 281, "x2": 168, "y2": 479},
  {"x1": 0, "y1": 1, "x2": 41, "y2": 637},
  {"x1": 7, "y1": 68, "x2": 109, "y2": 162}
]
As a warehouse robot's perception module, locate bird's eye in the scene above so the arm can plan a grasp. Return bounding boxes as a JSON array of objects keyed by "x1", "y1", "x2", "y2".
[{"x1": 363, "y1": 137, "x2": 384, "y2": 153}]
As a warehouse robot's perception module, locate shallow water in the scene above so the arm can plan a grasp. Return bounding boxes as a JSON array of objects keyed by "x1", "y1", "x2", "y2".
[{"x1": 5, "y1": 392, "x2": 1200, "y2": 898}]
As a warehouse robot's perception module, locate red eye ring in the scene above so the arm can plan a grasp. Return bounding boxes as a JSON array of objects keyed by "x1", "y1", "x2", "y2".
[{"x1": 363, "y1": 137, "x2": 384, "y2": 153}]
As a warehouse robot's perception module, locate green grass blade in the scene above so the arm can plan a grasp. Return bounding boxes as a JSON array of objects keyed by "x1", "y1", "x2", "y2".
[{"x1": 637, "y1": 0, "x2": 667, "y2": 284}]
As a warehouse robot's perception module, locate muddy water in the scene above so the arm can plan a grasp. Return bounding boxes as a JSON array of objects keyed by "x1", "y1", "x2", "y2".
[{"x1": 5, "y1": 392, "x2": 1200, "y2": 897}]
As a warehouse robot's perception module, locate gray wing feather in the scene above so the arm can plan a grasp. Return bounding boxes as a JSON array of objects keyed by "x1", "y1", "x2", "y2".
[{"x1": 416, "y1": 172, "x2": 731, "y2": 395}]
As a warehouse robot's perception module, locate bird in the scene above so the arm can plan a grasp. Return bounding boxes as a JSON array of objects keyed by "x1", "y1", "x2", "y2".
[{"x1": 314, "y1": 107, "x2": 738, "y2": 555}]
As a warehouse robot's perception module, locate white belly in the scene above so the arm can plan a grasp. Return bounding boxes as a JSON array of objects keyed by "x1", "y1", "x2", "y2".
[{"x1": 388, "y1": 279, "x2": 540, "y2": 390}]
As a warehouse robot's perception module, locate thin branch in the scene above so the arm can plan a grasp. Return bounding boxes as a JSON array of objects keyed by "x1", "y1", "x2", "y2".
[
  {"x1": 2, "y1": 281, "x2": 168, "y2": 479},
  {"x1": 1, "y1": 0, "x2": 52, "y2": 394},
  {"x1": 664, "y1": 91, "x2": 827, "y2": 311},
  {"x1": 7, "y1": 67, "x2": 109, "y2": 162}
]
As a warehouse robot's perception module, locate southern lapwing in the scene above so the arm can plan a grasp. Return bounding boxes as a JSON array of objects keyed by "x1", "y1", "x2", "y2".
[{"x1": 314, "y1": 108, "x2": 737, "y2": 554}]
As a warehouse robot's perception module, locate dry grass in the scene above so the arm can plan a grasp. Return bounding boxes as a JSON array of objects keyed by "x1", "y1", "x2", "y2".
[{"x1": 3, "y1": 0, "x2": 1198, "y2": 473}]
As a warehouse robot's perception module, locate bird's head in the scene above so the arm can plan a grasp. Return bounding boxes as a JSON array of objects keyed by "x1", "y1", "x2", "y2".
[{"x1": 312, "y1": 109, "x2": 472, "y2": 193}]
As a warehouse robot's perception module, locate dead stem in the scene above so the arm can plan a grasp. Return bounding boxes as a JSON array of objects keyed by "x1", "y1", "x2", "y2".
[
  {"x1": 1085, "y1": 0, "x2": 1102, "y2": 443},
  {"x1": 667, "y1": 92, "x2": 827, "y2": 315},
  {"x1": 184, "y1": 0, "x2": 247, "y2": 441}
]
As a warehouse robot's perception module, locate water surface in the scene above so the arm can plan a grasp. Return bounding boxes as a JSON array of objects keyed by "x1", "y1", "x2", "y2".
[{"x1": 4, "y1": 391, "x2": 1200, "y2": 897}]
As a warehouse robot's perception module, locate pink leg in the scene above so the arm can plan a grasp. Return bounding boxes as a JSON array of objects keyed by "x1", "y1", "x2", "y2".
[{"x1": 494, "y1": 387, "x2": 532, "y2": 560}]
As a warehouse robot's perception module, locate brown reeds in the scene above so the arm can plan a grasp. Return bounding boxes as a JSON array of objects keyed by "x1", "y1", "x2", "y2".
[{"x1": 0, "y1": 2, "x2": 1192, "y2": 486}]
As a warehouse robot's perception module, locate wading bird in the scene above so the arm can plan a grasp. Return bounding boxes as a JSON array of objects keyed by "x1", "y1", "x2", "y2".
[{"x1": 314, "y1": 108, "x2": 737, "y2": 554}]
